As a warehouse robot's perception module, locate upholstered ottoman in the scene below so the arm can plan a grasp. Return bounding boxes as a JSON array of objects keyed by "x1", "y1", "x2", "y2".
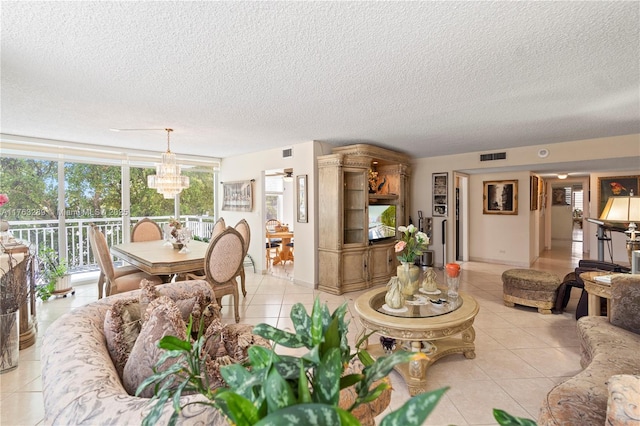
[{"x1": 502, "y1": 269, "x2": 561, "y2": 314}]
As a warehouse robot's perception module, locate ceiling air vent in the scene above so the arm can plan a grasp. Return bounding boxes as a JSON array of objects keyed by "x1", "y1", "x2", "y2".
[
  {"x1": 282, "y1": 148, "x2": 292, "y2": 158},
  {"x1": 480, "y1": 152, "x2": 506, "y2": 161}
]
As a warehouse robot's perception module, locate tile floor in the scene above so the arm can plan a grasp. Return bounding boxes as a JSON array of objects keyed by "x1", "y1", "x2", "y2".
[{"x1": 1, "y1": 242, "x2": 586, "y2": 426}]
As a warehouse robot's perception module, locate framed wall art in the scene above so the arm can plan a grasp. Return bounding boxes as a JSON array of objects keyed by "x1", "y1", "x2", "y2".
[
  {"x1": 296, "y1": 174, "x2": 308, "y2": 223},
  {"x1": 530, "y1": 176, "x2": 539, "y2": 211},
  {"x1": 597, "y1": 175, "x2": 640, "y2": 216},
  {"x1": 432, "y1": 172, "x2": 448, "y2": 216},
  {"x1": 483, "y1": 180, "x2": 518, "y2": 215},
  {"x1": 221, "y1": 180, "x2": 253, "y2": 212},
  {"x1": 552, "y1": 187, "x2": 567, "y2": 206}
]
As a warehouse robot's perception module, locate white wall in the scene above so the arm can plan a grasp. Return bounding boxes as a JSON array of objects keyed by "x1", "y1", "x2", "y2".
[
  {"x1": 411, "y1": 134, "x2": 639, "y2": 268},
  {"x1": 221, "y1": 133, "x2": 638, "y2": 285},
  {"x1": 219, "y1": 140, "x2": 333, "y2": 288}
]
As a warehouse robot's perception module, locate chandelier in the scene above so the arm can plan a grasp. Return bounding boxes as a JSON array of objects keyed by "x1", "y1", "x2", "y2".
[{"x1": 147, "y1": 128, "x2": 190, "y2": 199}]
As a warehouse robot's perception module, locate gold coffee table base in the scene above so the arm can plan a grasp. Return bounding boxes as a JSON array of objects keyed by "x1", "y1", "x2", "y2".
[{"x1": 355, "y1": 288, "x2": 479, "y2": 395}]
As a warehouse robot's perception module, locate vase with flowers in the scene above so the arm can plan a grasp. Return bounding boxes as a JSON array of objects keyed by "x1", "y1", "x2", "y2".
[{"x1": 394, "y1": 224, "x2": 430, "y2": 298}]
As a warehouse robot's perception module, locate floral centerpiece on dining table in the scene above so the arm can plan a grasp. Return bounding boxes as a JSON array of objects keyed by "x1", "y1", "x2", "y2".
[{"x1": 394, "y1": 224, "x2": 430, "y2": 298}]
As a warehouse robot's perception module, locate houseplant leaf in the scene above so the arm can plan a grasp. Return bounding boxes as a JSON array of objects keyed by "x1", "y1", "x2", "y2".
[
  {"x1": 290, "y1": 302, "x2": 311, "y2": 335},
  {"x1": 380, "y1": 387, "x2": 448, "y2": 426},
  {"x1": 313, "y1": 347, "x2": 342, "y2": 405},
  {"x1": 493, "y1": 408, "x2": 537, "y2": 426},
  {"x1": 254, "y1": 403, "x2": 359, "y2": 426},
  {"x1": 214, "y1": 390, "x2": 260, "y2": 426},
  {"x1": 253, "y1": 323, "x2": 311, "y2": 348},
  {"x1": 265, "y1": 364, "x2": 297, "y2": 411}
]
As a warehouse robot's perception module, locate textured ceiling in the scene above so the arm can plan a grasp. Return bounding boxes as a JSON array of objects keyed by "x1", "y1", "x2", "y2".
[{"x1": 1, "y1": 1, "x2": 639, "y2": 161}]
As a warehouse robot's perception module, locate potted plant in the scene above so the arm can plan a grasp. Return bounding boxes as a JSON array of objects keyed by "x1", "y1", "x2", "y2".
[
  {"x1": 138, "y1": 298, "x2": 535, "y2": 425},
  {"x1": 38, "y1": 248, "x2": 69, "y2": 300}
]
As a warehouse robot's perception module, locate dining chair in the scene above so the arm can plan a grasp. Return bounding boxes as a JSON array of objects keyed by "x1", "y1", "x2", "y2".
[
  {"x1": 211, "y1": 217, "x2": 226, "y2": 239},
  {"x1": 89, "y1": 224, "x2": 163, "y2": 298},
  {"x1": 187, "y1": 227, "x2": 244, "y2": 323},
  {"x1": 131, "y1": 217, "x2": 163, "y2": 242},
  {"x1": 234, "y1": 219, "x2": 251, "y2": 297},
  {"x1": 265, "y1": 219, "x2": 282, "y2": 268}
]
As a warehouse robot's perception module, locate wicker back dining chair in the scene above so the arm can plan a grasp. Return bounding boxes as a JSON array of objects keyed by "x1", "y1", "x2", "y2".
[
  {"x1": 234, "y1": 219, "x2": 251, "y2": 297},
  {"x1": 89, "y1": 224, "x2": 162, "y2": 298},
  {"x1": 131, "y1": 217, "x2": 163, "y2": 242}
]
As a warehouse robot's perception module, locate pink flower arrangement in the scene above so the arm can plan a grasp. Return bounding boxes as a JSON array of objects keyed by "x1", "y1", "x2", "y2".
[
  {"x1": 0, "y1": 194, "x2": 8, "y2": 207},
  {"x1": 394, "y1": 224, "x2": 430, "y2": 263}
]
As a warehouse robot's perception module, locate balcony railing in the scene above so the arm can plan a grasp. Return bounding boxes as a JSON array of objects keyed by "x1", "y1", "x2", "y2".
[{"x1": 7, "y1": 216, "x2": 216, "y2": 273}]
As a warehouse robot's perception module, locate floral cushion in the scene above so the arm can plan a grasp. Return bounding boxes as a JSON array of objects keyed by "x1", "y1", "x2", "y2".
[
  {"x1": 123, "y1": 296, "x2": 187, "y2": 397},
  {"x1": 202, "y1": 318, "x2": 272, "y2": 389},
  {"x1": 606, "y1": 374, "x2": 640, "y2": 425},
  {"x1": 103, "y1": 297, "x2": 143, "y2": 378},
  {"x1": 139, "y1": 278, "x2": 216, "y2": 334},
  {"x1": 610, "y1": 275, "x2": 640, "y2": 334}
]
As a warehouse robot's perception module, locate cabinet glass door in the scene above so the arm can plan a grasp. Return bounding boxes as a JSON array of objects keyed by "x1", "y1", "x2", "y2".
[{"x1": 343, "y1": 170, "x2": 366, "y2": 244}]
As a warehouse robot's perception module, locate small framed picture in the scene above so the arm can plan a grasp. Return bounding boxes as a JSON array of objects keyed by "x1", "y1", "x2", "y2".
[
  {"x1": 432, "y1": 172, "x2": 447, "y2": 217},
  {"x1": 483, "y1": 180, "x2": 518, "y2": 215},
  {"x1": 296, "y1": 174, "x2": 308, "y2": 223}
]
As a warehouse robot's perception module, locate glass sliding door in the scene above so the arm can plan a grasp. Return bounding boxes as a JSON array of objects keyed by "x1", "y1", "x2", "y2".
[
  {"x1": 179, "y1": 167, "x2": 215, "y2": 239},
  {"x1": 64, "y1": 162, "x2": 123, "y2": 269}
]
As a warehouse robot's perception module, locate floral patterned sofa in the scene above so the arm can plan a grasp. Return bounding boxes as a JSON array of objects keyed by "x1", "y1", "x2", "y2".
[
  {"x1": 538, "y1": 274, "x2": 640, "y2": 425},
  {"x1": 41, "y1": 279, "x2": 392, "y2": 426},
  {"x1": 41, "y1": 280, "x2": 234, "y2": 425}
]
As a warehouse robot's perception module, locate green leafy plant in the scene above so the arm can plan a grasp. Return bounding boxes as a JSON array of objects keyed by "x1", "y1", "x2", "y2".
[
  {"x1": 138, "y1": 298, "x2": 537, "y2": 426},
  {"x1": 35, "y1": 281, "x2": 55, "y2": 302},
  {"x1": 37, "y1": 248, "x2": 68, "y2": 301},
  {"x1": 139, "y1": 298, "x2": 446, "y2": 426}
]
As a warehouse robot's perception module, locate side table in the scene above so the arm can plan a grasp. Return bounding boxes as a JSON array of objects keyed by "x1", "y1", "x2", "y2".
[
  {"x1": 580, "y1": 271, "x2": 621, "y2": 318},
  {"x1": 354, "y1": 287, "x2": 479, "y2": 395}
]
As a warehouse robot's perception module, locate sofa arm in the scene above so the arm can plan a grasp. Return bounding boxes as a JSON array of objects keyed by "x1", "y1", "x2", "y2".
[{"x1": 606, "y1": 374, "x2": 640, "y2": 425}]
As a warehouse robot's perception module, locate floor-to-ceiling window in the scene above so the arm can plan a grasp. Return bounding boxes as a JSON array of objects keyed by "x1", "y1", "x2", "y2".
[
  {"x1": 0, "y1": 157, "x2": 59, "y2": 250},
  {"x1": 1, "y1": 142, "x2": 219, "y2": 273}
]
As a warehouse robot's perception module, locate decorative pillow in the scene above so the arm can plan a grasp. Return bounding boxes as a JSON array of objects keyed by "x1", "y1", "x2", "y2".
[
  {"x1": 139, "y1": 279, "x2": 217, "y2": 333},
  {"x1": 201, "y1": 319, "x2": 272, "y2": 390},
  {"x1": 122, "y1": 296, "x2": 187, "y2": 397},
  {"x1": 606, "y1": 374, "x2": 640, "y2": 425},
  {"x1": 103, "y1": 297, "x2": 143, "y2": 378}
]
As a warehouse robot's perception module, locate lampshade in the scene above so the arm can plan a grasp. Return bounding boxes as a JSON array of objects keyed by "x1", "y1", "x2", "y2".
[
  {"x1": 599, "y1": 196, "x2": 640, "y2": 223},
  {"x1": 599, "y1": 195, "x2": 640, "y2": 265},
  {"x1": 147, "y1": 129, "x2": 190, "y2": 199}
]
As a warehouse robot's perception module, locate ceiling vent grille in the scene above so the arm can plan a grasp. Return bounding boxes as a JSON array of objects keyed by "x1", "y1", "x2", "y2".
[
  {"x1": 282, "y1": 148, "x2": 292, "y2": 158},
  {"x1": 480, "y1": 152, "x2": 506, "y2": 161}
]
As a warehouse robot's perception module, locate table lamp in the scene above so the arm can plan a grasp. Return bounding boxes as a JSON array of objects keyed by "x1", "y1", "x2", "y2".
[{"x1": 599, "y1": 193, "x2": 640, "y2": 265}]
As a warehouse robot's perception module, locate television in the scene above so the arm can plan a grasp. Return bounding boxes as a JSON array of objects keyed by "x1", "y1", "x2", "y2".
[{"x1": 369, "y1": 204, "x2": 396, "y2": 242}]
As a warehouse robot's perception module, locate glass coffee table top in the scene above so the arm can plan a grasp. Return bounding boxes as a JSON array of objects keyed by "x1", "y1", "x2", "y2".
[{"x1": 371, "y1": 289, "x2": 463, "y2": 318}]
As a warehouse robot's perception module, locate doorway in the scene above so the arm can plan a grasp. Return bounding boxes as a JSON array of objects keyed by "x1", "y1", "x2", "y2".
[
  {"x1": 453, "y1": 172, "x2": 469, "y2": 262},
  {"x1": 264, "y1": 169, "x2": 295, "y2": 280},
  {"x1": 548, "y1": 180, "x2": 585, "y2": 261}
]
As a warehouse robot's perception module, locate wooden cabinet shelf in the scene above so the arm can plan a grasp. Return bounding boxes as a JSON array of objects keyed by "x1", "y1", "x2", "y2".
[{"x1": 318, "y1": 144, "x2": 410, "y2": 295}]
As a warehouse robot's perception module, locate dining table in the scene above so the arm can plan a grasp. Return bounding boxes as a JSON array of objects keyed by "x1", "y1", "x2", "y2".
[
  {"x1": 266, "y1": 230, "x2": 294, "y2": 265},
  {"x1": 110, "y1": 240, "x2": 209, "y2": 276}
]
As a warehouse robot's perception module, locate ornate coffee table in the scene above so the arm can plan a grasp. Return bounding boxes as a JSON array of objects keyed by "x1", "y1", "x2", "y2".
[{"x1": 354, "y1": 287, "x2": 479, "y2": 395}]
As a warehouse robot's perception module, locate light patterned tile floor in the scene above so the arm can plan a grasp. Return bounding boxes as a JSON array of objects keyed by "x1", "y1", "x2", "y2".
[{"x1": 1, "y1": 242, "x2": 586, "y2": 426}]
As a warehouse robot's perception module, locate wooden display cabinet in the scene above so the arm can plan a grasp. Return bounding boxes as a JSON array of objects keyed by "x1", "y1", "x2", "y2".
[{"x1": 318, "y1": 144, "x2": 411, "y2": 295}]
